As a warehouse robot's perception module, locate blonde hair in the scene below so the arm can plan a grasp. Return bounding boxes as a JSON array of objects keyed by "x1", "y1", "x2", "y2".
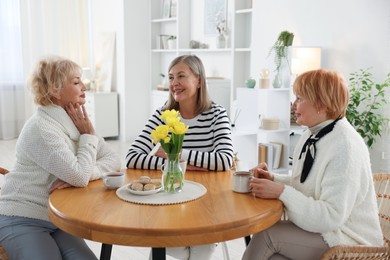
[
  {"x1": 163, "y1": 55, "x2": 212, "y2": 114},
  {"x1": 30, "y1": 56, "x2": 81, "y2": 106},
  {"x1": 293, "y1": 69, "x2": 349, "y2": 118}
]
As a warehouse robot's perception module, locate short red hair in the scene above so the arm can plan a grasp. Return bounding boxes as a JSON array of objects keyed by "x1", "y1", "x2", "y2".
[{"x1": 293, "y1": 69, "x2": 349, "y2": 118}]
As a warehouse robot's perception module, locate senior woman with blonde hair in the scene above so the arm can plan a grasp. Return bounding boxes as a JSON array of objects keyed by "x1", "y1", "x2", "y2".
[
  {"x1": 0, "y1": 56, "x2": 120, "y2": 259},
  {"x1": 242, "y1": 69, "x2": 383, "y2": 260}
]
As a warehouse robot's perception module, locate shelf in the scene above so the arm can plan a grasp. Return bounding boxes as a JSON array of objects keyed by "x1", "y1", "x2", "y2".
[
  {"x1": 151, "y1": 17, "x2": 177, "y2": 23},
  {"x1": 151, "y1": 48, "x2": 234, "y2": 53},
  {"x1": 234, "y1": 48, "x2": 251, "y2": 52},
  {"x1": 151, "y1": 49, "x2": 177, "y2": 53},
  {"x1": 236, "y1": 8, "x2": 253, "y2": 14},
  {"x1": 259, "y1": 128, "x2": 290, "y2": 133},
  {"x1": 178, "y1": 48, "x2": 232, "y2": 53},
  {"x1": 232, "y1": 128, "x2": 258, "y2": 136},
  {"x1": 256, "y1": 88, "x2": 290, "y2": 92}
]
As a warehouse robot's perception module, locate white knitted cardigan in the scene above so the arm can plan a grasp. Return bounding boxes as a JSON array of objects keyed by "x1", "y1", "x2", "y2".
[
  {"x1": 0, "y1": 105, "x2": 120, "y2": 221},
  {"x1": 275, "y1": 118, "x2": 383, "y2": 247}
]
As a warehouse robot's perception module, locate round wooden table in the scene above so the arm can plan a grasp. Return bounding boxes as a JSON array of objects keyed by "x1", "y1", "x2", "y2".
[{"x1": 48, "y1": 169, "x2": 283, "y2": 259}]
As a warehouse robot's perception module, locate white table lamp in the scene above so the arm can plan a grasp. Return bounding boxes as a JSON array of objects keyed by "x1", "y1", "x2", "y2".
[{"x1": 291, "y1": 47, "x2": 322, "y2": 76}]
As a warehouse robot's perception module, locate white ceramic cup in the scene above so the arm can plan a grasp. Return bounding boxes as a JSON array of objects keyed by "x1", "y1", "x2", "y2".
[
  {"x1": 102, "y1": 171, "x2": 125, "y2": 189},
  {"x1": 232, "y1": 171, "x2": 253, "y2": 193}
]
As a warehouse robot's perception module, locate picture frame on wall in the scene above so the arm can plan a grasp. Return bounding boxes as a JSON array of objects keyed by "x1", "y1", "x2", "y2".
[{"x1": 162, "y1": 0, "x2": 171, "y2": 18}]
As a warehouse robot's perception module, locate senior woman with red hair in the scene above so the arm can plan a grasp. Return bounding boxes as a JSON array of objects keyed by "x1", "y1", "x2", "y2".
[{"x1": 243, "y1": 69, "x2": 383, "y2": 260}]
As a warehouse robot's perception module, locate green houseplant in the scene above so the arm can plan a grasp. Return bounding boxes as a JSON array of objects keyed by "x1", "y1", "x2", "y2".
[
  {"x1": 346, "y1": 68, "x2": 390, "y2": 148},
  {"x1": 268, "y1": 31, "x2": 294, "y2": 88},
  {"x1": 268, "y1": 30, "x2": 294, "y2": 73},
  {"x1": 167, "y1": 35, "x2": 177, "y2": 49}
]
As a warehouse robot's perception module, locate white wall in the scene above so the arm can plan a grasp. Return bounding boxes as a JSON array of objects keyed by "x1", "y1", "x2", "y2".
[
  {"x1": 92, "y1": 0, "x2": 150, "y2": 142},
  {"x1": 251, "y1": 0, "x2": 390, "y2": 80},
  {"x1": 250, "y1": 0, "x2": 390, "y2": 172}
]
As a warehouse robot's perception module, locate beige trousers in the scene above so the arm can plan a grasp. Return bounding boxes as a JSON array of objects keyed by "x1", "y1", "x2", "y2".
[{"x1": 242, "y1": 221, "x2": 329, "y2": 260}]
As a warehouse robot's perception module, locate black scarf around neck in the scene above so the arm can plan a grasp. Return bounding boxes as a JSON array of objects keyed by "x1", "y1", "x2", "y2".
[{"x1": 298, "y1": 118, "x2": 341, "y2": 183}]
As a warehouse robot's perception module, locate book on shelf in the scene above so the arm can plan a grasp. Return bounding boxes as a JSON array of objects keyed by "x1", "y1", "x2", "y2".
[
  {"x1": 270, "y1": 142, "x2": 283, "y2": 169},
  {"x1": 258, "y1": 143, "x2": 273, "y2": 169},
  {"x1": 258, "y1": 142, "x2": 283, "y2": 170}
]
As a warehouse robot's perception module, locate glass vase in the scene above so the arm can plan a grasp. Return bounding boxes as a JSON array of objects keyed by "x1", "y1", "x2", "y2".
[
  {"x1": 162, "y1": 153, "x2": 184, "y2": 193},
  {"x1": 272, "y1": 72, "x2": 282, "y2": 88}
]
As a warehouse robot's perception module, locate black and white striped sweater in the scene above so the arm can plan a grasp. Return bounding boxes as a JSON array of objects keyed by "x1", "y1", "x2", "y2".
[{"x1": 125, "y1": 104, "x2": 234, "y2": 171}]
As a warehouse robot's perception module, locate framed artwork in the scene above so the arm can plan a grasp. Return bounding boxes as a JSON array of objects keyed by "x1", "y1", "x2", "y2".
[
  {"x1": 204, "y1": 0, "x2": 227, "y2": 35},
  {"x1": 162, "y1": 0, "x2": 171, "y2": 18}
]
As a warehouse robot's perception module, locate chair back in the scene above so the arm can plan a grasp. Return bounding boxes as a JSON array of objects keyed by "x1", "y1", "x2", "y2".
[
  {"x1": 0, "y1": 167, "x2": 9, "y2": 175},
  {"x1": 373, "y1": 173, "x2": 390, "y2": 245},
  {"x1": 0, "y1": 167, "x2": 9, "y2": 259}
]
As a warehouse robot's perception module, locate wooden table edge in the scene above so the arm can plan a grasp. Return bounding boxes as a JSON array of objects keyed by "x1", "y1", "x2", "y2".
[{"x1": 48, "y1": 198, "x2": 283, "y2": 247}]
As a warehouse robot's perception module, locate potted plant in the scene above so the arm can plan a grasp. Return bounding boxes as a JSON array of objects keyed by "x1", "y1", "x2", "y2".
[
  {"x1": 167, "y1": 35, "x2": 177, "y2": 49},
  {"x1": 346, "y1": 68, "x2": 390, "y2": 148},
  {"x1": 215, "y1": 10, "x2": 227, "y2": 48},
  {"x1": 268, "y1": 31, "x2": 294, "y2": 88}
]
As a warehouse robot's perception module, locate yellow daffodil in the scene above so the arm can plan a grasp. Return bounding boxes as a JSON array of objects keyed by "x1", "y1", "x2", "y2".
[
  {"x1": 165, "y1": 116, "x2": 180, "y2": 128},
  {"x1": 151, "y1": 125, "x2": 170, "y2": 143},
  {"x1": 172, "y1": 122, "x2": 189, "y2": 135},
  {"x1": 160, "y1": 109, "x2": 179, "y2": 121},
  {"x1": 151, "y1": 109, "x2": 188, "y2": 193},
  {"x1": 150, "y1": 109, "x2": 188, "y2": 155}
]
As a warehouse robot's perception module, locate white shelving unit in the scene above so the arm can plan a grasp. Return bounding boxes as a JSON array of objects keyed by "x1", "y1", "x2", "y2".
[
  {"x1": 233, "y1": 88, "x2": 291, "y2": 174},
  {"x1": 149, "y1": 0, "x2": 253, "y2": 119},
  {"x1": 149, "y1": 1, "x2": 293, "y2": 173}
]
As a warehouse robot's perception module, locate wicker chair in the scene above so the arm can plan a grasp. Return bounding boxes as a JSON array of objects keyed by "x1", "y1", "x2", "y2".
[
  {"x1": 0, "y1": 167, "x2": 8, "y2": 175},
  {"x1": 0, "y1": 167, "x2": 8, "y2": 260},
  {"x1": 320, "y1": 173, "x2": 390, "y2": 259}
]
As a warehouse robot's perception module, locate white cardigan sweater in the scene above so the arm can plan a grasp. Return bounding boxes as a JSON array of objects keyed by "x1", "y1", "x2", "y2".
[
  {"x1": 275, "y1": 118, "x2": 383, "y2": 247},
  {"x1": 0, "y1": 105, "x2": 120, "y2": 221}
]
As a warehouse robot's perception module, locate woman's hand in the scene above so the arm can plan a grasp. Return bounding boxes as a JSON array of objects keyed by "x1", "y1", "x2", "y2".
[
  {"x1": 49, "y1": 179, "x2": 73, "y2": 194},
  {"x1": 249, "y1": 162, "x2": 274, "y2": 181},
  {"x1": 248, "y1": 162, "x2": 284, "y2": 199},
  {"x1": 250, "y1": 178, "x2": 284, "y2": 199},
  {"x1": 65, "y1": 103, "x2": 95, "y2": 135},
  {"x1": 154, "y1": 146, "x2": 167, "y2": 158}
]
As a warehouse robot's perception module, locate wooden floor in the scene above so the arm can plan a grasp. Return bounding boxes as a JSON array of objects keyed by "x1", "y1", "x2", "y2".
[{"x1": 0, "y1": 138, "x2": 247, "y2": 260}]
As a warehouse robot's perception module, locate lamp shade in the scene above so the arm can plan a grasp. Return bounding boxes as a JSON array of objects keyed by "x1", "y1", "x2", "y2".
[{"x1": 291, "y1": 47, "x2": 321, "y2": 75}]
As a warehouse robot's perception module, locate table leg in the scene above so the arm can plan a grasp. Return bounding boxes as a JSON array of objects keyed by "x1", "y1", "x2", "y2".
[
  {"x1": 100, "y1": 243, "x2": 113, "y2": 260},
  {"x1": 152, "y1": 247, "x2": 166, "y2": 260},
  {"x1": 245, "y1": 235, "x2": 251, "y2": 246}
]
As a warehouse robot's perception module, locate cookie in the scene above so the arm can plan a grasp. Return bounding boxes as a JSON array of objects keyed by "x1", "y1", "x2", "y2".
[
  {"x1": 151, "y1": 181, "x2": 162, "y2": 189},
  {"x1": 130, "y1": 182, "x2": 144, "y2": 191},
  {"x1": 139, "y1": 176, "x2": 151, "y2": 184},
  {"x1": 144, "y1": 183, "x2": 156, "y2": 191}
]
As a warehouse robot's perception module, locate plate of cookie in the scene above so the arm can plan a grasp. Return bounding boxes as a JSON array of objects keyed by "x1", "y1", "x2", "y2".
[{"x1": 127, "y1": 176, "x2": 162, "y2": 195}]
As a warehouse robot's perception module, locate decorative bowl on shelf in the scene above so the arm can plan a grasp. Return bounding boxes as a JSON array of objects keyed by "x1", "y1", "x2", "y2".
[{"x1": 245, "y1": 78, "x2": 256, "y2": 88}]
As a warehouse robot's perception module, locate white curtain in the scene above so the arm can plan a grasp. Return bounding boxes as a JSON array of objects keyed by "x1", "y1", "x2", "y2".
[
  {"x1": 0, "y1": 0, "x2": 91, "y2": 140},
  {"x1": 0, "y1": 0, "x2": 25, "y2": 139},
  {"x1": 20, "y1": 0, "x2": 91, "y2": 68}
]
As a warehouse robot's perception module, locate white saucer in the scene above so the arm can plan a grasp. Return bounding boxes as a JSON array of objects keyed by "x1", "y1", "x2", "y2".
[{"x1": 127, "y1": 179, "x2": 162, "y2": 196}]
